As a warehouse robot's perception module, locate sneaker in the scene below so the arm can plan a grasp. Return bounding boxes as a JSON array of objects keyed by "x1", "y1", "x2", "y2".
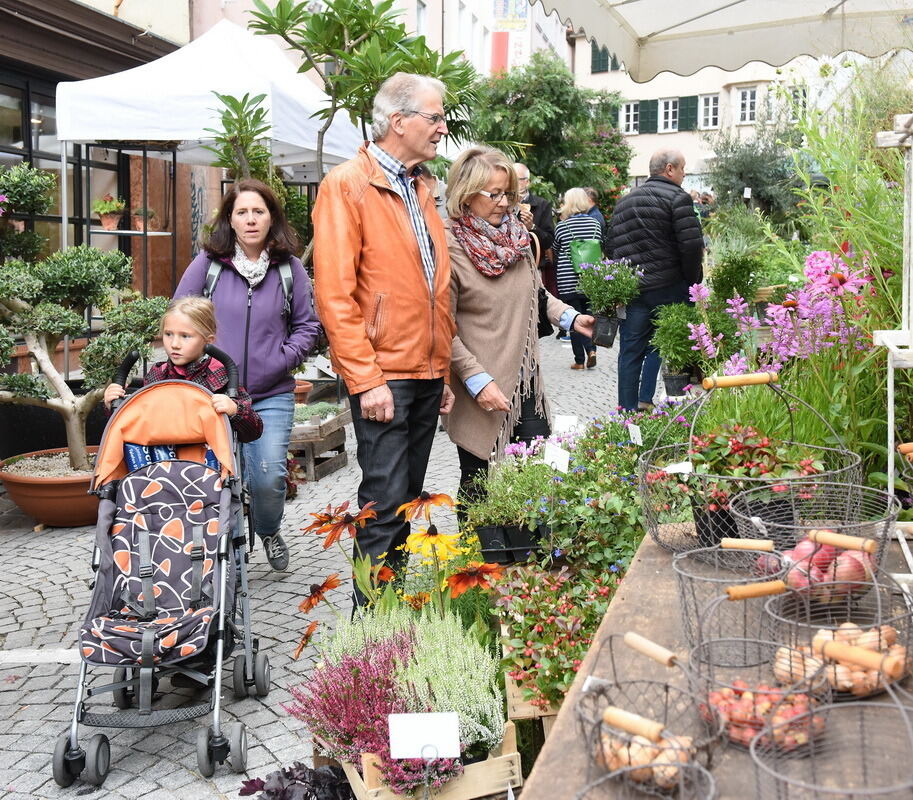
[
  {"x1": 558, "y1": 333, "x2": 571, "y2": 342},
  {"x1": 261, "y1": 533, "x2": 289, "y2": 571},
  {"x1": 586, "y1": 351, "x2": 597, "y2": 369}
]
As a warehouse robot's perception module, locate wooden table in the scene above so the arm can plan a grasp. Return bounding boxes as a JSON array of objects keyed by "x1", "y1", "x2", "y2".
[{"x1": 520, "y1": 534, "x2": 911, "y2": 799}]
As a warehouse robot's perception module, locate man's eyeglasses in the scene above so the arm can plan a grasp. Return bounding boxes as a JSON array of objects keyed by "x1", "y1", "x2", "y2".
[
  {"x1": 403, "y1": 109, "x2": 447, "y2": 125},
  {"x1": 477, "y1": 189, "x2": 518, "y2": 204}
]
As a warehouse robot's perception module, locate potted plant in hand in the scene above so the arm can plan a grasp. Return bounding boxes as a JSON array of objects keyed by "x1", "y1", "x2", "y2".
[
  {"x1": 131, "y1": 206, "x2": 156, "y2": 232},
  {"x1": 576, "y1": 257, "x2": 641, "y2": 348},
  {"x1": 91, "y1": 194, "x2": 126, "y2": 231}
]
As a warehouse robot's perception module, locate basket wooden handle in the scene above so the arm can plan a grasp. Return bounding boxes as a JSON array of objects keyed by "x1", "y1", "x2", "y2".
[
  {"x1": 623, "y1": 632, "x2": 678, "y2": 667},
  {"x1": 816, "y1": 640, "x2": 906, "y2": 679},
  {"x1": 898, "y1": 442, "x2": 913, "y2": 456},
  {"x1": 701, "y1": 372, "x2": 779, "y2": 390},
  {"x1": 721, "y1": 537, "x2": 775, "y2": 552},
  {"x1": 601, "y1": 706, "x2": 665, "y2": 742},
  {"x1": 808, "y1": 529, "x2": 878, "y2": 554},
  {"x1": 726, "y1": 579, "x2": 787, "y2": 600}
]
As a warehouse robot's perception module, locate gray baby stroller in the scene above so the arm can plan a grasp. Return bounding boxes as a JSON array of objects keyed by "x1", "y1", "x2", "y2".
[{"x1": 51, "y1": 345, "x2": 270, "y2": 788}]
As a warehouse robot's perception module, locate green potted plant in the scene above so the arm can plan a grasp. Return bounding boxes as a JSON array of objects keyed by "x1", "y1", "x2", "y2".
[
  {"x1": 707, "y1": 249, "x2": 762, "y2": 305},
  {"x1": 91, "y1": 193, "x2": 126, "y2": 230},
  {"x1": 0, "y1": 161, "x2": 167, "y2": 527},
  {"x1": 652, "y1": 302, "x2": 699, "y2": 395},
  {"x1": 131, "y1": 206, "x2": 156, "y2": 232},
  {"x1": 575, "y1": 257, "x2": 641, "y2": 348}
]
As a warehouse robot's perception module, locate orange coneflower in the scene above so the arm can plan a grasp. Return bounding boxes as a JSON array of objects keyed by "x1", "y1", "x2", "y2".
[
  {"x1": 396, "y1": 491, "x2": 455, "y2": 521},
  {"x1": 446, "y1": 562, "x2": 504, "y2": 598},
  {"x1": 298, "y1": 573, "x2": 342, "y2": 613},
  {"x1": 372, "y1": 564, "x2": 395, "y2": 584},
  {"x1": 292, "y1": 620, "x2": 320, "y2": 660},
  {"x1": 403, "y1": 592, "x2": 431, "y2": 610},
  {"x1": 302, "y1": 500, "x2": 378, "y2": 549}
]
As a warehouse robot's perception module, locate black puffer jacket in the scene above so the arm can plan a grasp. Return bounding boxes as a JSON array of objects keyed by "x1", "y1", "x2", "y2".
[{"x1": 607, "y1": 176, "x2": 704, "y2": 292}]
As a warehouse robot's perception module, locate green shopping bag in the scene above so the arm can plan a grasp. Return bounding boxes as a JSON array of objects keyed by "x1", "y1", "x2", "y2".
[{"x1": 570, "y1": 238, "x2": 603, "y2": 272}]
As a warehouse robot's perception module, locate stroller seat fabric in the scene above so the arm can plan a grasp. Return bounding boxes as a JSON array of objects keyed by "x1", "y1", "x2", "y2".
[{"x1": 80, "y1": 460, "x2": 224, "y2": 667}]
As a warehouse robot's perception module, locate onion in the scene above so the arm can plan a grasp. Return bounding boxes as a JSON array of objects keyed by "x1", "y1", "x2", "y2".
[{"x1": 810, "y1": 542, "x2": 837, "y2": 569}]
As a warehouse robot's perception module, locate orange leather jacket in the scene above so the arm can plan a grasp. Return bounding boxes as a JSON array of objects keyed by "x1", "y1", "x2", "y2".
[{"x1": 313, "y1": 146, "x2": 454, "y2": 395}]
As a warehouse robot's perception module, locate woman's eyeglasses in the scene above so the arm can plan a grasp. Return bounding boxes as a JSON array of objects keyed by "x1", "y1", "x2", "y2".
[
  {"x1": 476, "y1": 189, "x2": 517, "y2": 204},
  {"x1": 403, "y1": 109, "x2": 447, "y2": 125}
]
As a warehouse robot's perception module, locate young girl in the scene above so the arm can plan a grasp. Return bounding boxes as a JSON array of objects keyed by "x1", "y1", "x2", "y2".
[{"x1": 103, "y1": 297, "x2": 263, "y2": 443}]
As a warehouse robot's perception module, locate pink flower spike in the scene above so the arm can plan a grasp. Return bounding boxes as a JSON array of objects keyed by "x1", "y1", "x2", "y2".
[{"x1": 689, "y1": 283, "x2": 710, "y2": 303}]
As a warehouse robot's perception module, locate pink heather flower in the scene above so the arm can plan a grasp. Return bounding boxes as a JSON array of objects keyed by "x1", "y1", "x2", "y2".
[
  {"x1": 688, "y1": 283, "x2": 709, "y2": 304},
  {"x1": 688, "y1": 322, "x2": 723, "y2": 359}
]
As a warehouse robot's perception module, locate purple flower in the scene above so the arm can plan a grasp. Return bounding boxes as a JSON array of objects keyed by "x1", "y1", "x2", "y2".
[
  {"x1": 725, "y1": 294, "x2": 760, "y2": 335},
  {"x1": 689, "y1": 283, "x2": 710, "y2": 303},
  {"x1": 722, "y1": 353, "x2": 750, "y2": 375},
  {"x1": 688, "y1": 322, "x2": 723, "y2": 359}
]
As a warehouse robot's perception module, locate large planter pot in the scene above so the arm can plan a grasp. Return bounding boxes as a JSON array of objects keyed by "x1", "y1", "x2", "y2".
[
  {"x1": 476, "y1": 523, "x2": 547, "y2": 564},
  {"x1": 293, "y1": 379, "x2": 313, "y2": 404},
  {"x1": 592, "y1": 313, "x2": 620, "y2": 348},
  {"x1": 0, "y1": 447, "x2": 99, "y2": 527},
  {"x1": 662, "y1": 369, "x2": 692, "y2": 396}
]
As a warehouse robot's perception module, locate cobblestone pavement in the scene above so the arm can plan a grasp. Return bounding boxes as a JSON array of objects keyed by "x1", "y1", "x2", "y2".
[{"x1": 0, "y1": 334, "x2": 625, "y2": 799}]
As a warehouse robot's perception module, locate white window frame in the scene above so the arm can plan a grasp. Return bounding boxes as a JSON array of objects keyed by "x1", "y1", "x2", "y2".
[
  {"x1": 660, "y1": 97, "x2": 678, "y2": 132},
  {"x1": 416, "y1": 0, "x2": 426, "y2": 35},
  {"x1": 738, "y1": 86, "x2": 757, "y2": 123},
  {"x1": 620, "y1": 101, "x2": 639, "y2": 135},
  {"x1": 789, "y1": 85, "x2": 808, "y2": 123},
  {"x1": 698, "y1": 93, "x2": 719, "y2": 130}
]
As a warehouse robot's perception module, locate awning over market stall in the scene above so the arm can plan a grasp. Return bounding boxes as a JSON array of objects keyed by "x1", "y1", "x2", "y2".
[
  {"x1": 55, "y1": 18, "x2": 362, "y2": 177},
  {"x1": 539, "y1": 0, "x2": 913, "y2": 82}
]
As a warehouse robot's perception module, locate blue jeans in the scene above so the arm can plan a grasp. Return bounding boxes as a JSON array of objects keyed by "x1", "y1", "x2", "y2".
[
  {"x1": 242, "y1": 392, "x2": 294, "y2": 538},
  {"x1": 618, "y1": 282, "x2": 690, "y2": 411},
  {"x1": 640, "y1": 347, "x2": 661, "y2": 405},
  {"x1": 560, "y1": 292, "x2": 593, "y2": 364}
]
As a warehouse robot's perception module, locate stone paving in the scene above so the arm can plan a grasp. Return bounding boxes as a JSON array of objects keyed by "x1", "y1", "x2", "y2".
[{"x1": 0, "y1": 334, "x2": 623, "y2": 799}]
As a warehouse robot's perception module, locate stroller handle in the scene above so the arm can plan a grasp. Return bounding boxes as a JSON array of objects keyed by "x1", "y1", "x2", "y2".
[
  {"x1": 204, "y1": 344, "x2": 239, "y2": 398},
  {"x1": 113, "y1": 350, "x2": 141, "y2": 388}
]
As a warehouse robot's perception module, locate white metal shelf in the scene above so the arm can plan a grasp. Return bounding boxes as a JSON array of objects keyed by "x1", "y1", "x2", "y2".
[{"x1": 89, "y1": 228, "x2": 172, "y2": 237}]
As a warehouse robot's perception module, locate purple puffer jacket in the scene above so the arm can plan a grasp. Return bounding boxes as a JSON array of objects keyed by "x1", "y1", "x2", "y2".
[{"x1": 175, "y1": 252, "x2": 322, "y2": 402}]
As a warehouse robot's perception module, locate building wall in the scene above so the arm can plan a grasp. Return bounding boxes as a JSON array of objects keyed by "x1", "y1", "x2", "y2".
[{"x1": 78, "y1": 0, "x2": 191, "y2": 44}]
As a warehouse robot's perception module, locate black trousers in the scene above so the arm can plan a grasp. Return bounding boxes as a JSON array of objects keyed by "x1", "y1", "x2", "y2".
[
  {"x1": 457, "y1": 392, "x2": 550, "y2": 517},
  {"x1": 349, "y1": 378, "x2": 443, "y2": 578}
]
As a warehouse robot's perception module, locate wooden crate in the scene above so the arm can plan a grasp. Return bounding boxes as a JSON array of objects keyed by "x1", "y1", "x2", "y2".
[
  {"x1": 289, "y1": 407, "x2": 352, "y2": 445},
  {"x1": 501, "y1": 624, "x2": 560, "y2": 735},
  {"x1": 333, "y1": 721, "x2": 522, "y2": 800},
  {"x1": 289, "y1": 426, "x2": 348, "y2": 481}
]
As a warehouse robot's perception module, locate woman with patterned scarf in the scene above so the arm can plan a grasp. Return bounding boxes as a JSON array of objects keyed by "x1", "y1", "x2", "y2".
[{"x1": 443, "y1": 146, "x2": 595, "y2": 509}]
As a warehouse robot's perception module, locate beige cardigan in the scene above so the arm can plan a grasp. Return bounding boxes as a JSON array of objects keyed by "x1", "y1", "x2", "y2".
[{"x1": 444, "y1": 220, "x2": 573, "y2": 461}]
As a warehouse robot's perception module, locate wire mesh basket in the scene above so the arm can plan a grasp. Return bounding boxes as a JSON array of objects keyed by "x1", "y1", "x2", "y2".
[
  {"x1": 638, "y1": 374, "x2": 862, "y2": 553},
  {"x1": 729, "y1": 482, "x2": 898, "y2": 565},
  {"x1": 673, "y1": 539, "x2": 787, "y2": 651},
  {"x1": 576, "y1": 760, "x2": 717, "y2": 800},
  {"x1": 575, "y1": 634, "x2": 726, "y2": 798},
  {"x1": 750, "y1": 690, "x2": 913, "y2": 799},
  {"x1": 762, "y1": 570, "x2": 913, "y2": 700}
]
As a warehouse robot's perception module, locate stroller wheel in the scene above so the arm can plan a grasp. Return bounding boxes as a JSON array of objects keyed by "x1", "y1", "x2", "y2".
[
  {"x1": 83, "y1": 733, "x2": 111, "y2": 786},
  {"x1": 253, "y1": 651, "x2": 270, "y2": 697},
  {"x1": 196, "y1": 726, "x2": 215, "y2": 778},
  {"x1": 112, "y1": 667, "x2": 133, "y2": 709},
  {"x1": 229, "y1": 722, "x2": 248, "y2": 773},
  {"x1": 52, "y1": 731, "x2": 83, "y2": 787},
  {"x1": 232, "y1": 654, "x2": 249, "y2": 698}
]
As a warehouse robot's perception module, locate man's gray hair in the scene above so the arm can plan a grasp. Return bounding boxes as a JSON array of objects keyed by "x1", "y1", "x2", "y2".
[
  {"x1": 371, "y1": 73, "x2": 446, "y2": 140},
  {"x1": 648, "y1": 149, "x2": 683, "y2": 177}
]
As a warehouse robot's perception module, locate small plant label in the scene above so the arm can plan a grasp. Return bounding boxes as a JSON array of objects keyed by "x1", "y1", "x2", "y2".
[
  {"x1": 312, "y1": 354, "x2": 337, "y2": 377},
  {"x1": 388, "y1": 712, "x2": 460, "y2": 759},
  {"x1": 626, "y1": 423, "x2": 643, "y2": 445},
  {"x1": 553, "y1": 414, "x2": 578, "y2": 433},
  {"x1": 542, "y1": 443, "x2": 570, "y2": 473},
  {"x1": 663, "y1": 460, "x2": 693, "y2": 475}
]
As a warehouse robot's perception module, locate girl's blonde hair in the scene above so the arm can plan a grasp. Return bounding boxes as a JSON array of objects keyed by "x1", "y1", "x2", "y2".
[
  {"x1": 446, "y1": 146, "x2": 518, "y2": 219},
  {"x1": 161, "y1": 296, "x2": 217, "y2": 340},
  {"x1": 559, "y1": 187, "x2": 591, "y2": 220}
]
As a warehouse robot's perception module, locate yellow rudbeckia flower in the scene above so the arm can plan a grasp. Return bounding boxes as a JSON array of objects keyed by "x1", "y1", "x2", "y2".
[{"x1": 404, "y1": 525, "x2": 461, "y2": 559}]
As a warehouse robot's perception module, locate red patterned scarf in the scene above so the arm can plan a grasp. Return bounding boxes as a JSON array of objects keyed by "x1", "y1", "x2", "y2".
[{"x1": 450, "y1": 212, "x2": 530, "y2": 277}]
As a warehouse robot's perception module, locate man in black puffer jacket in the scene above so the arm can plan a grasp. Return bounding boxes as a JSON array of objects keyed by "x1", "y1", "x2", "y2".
[{"x1": 607, "y1": 149, "x2": 704, "y2": 410}]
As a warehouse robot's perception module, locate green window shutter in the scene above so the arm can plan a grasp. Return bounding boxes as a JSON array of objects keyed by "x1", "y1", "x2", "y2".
[
  {"x1": 678, "y1": 95, "x2": 698, "y2": 131},
  {"x1": 639, "y1": 99, "x2": 658, "y2": 133},
  {"x1": 591, "y1": 41, "x2": 609, "y2": 73},
  {"x1": 610, "y1": 53, "x2": 620, "y2": 71}
]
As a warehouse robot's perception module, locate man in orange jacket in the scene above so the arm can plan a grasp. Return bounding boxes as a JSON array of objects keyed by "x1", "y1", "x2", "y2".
[{"x1": 314, "y1": 73, "x2": 455, "y2": 599}]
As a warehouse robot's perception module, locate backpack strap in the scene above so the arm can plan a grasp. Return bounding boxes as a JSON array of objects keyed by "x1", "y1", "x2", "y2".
[
  {"x1": 278, "y1": 261, "x2": 293, "y2": 322},
  {"x1": 203, "y1": 259, "x2": 222, "y2": 300}
]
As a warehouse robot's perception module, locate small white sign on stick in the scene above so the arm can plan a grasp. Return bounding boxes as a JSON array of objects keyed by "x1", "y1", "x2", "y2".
[
  {"x1": 542, "y1": 443, "x2": 570, "y2": 473},
  {"x1": 388, "y1": 713, "x2": 460, "y2": 759},
  {"x1": 663, "y1": 460, "x2": 693, "y2": 475},
  {"x1": 552, "y1": 414, "x2": 578, "y2": 434},
  {"x1": 626, "y1": 423, "x2": 643, "y2": 446}
]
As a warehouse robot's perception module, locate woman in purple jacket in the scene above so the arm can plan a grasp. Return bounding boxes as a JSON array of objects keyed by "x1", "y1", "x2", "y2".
[{"x1": 175, "y1": 179, "x2": 322, "y2": 571}]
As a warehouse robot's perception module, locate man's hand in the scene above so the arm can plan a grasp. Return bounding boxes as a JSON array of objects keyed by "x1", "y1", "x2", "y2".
[
  {"x1": 573, "y1": 314, "x2": 596, "y2": 339},
  {"x1": 359, "y1": 384, "x2": 394, "y2": 423},
  {"x1": 439, "y1": 384, "x2": 455, "y2": 414},
  {"x1": 476, "y1": 381, "x2": 510, "y2": 413}
]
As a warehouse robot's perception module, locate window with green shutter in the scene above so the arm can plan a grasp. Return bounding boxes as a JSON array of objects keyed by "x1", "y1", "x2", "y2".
[
  {"x1": 639, "y1": 99, "x2": 658, "y2": 133},
  {"x1": 591, "y1": 40, "x2": 609, "y2": 73},
  {"x1": 678, "y1": 95, "x2": 698, "y2": 131}
]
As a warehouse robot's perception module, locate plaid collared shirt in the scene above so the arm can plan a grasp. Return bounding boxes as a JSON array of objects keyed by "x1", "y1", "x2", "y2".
[{"x1": 368, "y1": 141, "x2": 436, "y2": 290}]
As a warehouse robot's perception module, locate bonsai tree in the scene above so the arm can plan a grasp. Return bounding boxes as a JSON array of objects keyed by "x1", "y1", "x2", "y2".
[{"x1": 0, "y1": 162, "x2": 167, "y2": 471}]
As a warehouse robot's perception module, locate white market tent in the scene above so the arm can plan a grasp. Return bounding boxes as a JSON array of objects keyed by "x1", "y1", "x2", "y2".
[
  {"x1": 55, "y1": 18, "x2": 362, "y2": 182},
  {"x1": 537, "y1": 0, "x2": 913, "y2": 82}
]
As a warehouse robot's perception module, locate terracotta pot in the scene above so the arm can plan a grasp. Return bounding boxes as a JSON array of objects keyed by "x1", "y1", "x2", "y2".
[
  {"x1": 99, "y1": 212, "x2": 123, "y2": 231},
  {"x1": 0, "y1": 447, "x2": 99, "y2": 527},
  {"x1": 294, "y1": 379, "x2": 313, "y2": 404}
]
